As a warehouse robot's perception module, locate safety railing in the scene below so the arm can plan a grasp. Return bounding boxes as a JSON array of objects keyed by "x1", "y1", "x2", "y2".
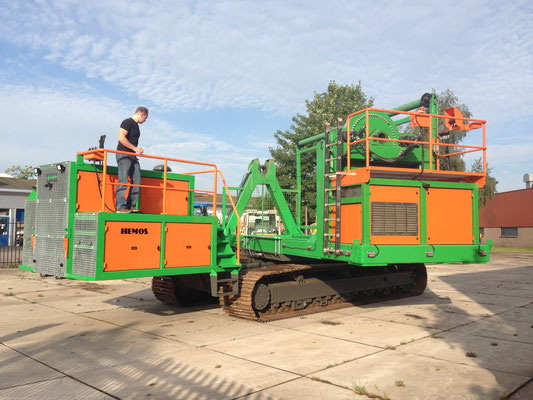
[
  {"x1": 345, "y1": 108, "x2": 487, "y2": 178},
  {"x1": 77, "y1": 149, "x2": 241, "y2": 263}
]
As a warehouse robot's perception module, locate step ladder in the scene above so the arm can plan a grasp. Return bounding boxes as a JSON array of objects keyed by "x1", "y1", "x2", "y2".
[{"x1": 323, "y1": 118, "x2": 343, "y2": 255}]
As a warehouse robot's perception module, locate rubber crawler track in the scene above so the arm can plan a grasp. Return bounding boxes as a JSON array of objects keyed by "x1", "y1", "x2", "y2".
[
  {"x1": 152, "y1": 276, "x2": 181, "y2": 306},
  {"x1": 220, "y1": 263, "x2": 428, "y2": 322}
]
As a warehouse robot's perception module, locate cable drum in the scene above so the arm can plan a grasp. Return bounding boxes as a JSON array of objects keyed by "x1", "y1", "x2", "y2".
[{"x1": 347, "y1": 111, "x2": 419, "y2": 163}]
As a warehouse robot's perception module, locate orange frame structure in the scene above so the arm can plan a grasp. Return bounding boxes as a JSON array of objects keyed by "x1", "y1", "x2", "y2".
[
  {"x1": 77, "y1": 148, "x2": 242, "y2": 263},
  {"x1": 345, "y1": 108, "x2": 487, "y2": 186}
]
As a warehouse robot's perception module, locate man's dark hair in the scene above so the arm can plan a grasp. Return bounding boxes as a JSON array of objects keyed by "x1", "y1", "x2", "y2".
[{"x1": 136, "y1": 106, "x2": 149, "y2": 115}]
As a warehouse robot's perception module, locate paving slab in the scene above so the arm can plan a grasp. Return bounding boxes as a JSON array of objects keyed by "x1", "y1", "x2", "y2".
[
  {"x1": 269, "y1": 314, "x2": 439, "y2": 348},
  {"x1": 243, "y1": 377, "x2": 355, "y2": 400},
  {"x1": 348, "y1": 302, "x2": 484, "y2": 330},
  {"x1": 452, "y1": 315, "x2": 533, "y2": 345},
  {"x1": 0, "y1": 300, "x2": 74, "y2": 326},
  {"x1": 79, "y1": 358, "x2": 259, "y2": 400},
  {"x1": 0, "y1": 345, "x2": 63, "y2": 389},
  {"x1": 496, "y1": 306, "x2": 533, "y2": 322},
  {"x1": 15, "y1": 287, "x2": 151, "y2": 313},
  {"x1": 135, "y1": 313, "x2": 284, "y2": 347},
  {"x1": 208, "y1": 329, "x2": 380, "y2": 375},
  {"x1": 401, "y1": 331, "x2": 533, "y2": 376},
  {"x1": 0, "y1": 376, "x2": 114, "y2": 400},
  {"x1": 313, "y1": 350, "x2": 529, "y2": 400},
  {"x1": 131, "y1": 347, "x2": 298, "y2": 391},
  {"x1": 3, "y1": 316, "x2": 193, "y2": 375},
  {"x1": 427, "y1": 289, "x2": 532, "y2": 308},
  {"x1": 81, "y1": 301, "x2": 221, "y2": 327},
  {"x1": 510, "y1": 379, "x2": 533, "y2": 400}
]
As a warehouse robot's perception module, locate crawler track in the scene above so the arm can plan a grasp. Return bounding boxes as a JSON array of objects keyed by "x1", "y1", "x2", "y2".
[
  {"x1": 152, "y1": 276, "x2": 181, "y2": 306},
  {"x1": 220, "y1": 263, "x2": 427, "y2": 322}
]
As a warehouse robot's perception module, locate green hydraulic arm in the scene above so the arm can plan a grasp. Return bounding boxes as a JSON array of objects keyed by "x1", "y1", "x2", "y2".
[{"x1": 224, "y1": 159, "x2": 304, "y2": 237}]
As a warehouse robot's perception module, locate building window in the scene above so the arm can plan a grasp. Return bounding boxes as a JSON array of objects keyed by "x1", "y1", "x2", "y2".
[{"x1": 501, "y1": 227, "x2": 518, "y2": 237}]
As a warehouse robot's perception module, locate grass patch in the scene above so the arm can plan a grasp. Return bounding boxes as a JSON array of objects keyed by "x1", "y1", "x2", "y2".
[
  {"x1": 352, "y1": 381, "x2": 368, "y2": 396},
  {"x1": 352, "y1": 381, "x2": 391, "y2": 400},
  {"x1": 215, "y1": 364, "x2": 222, "y2": 369},
  {"x1": 395, "y1": 379, "x2": 405, "y2": 387},
  {"x1": 492, "y1": 246, "x2": 533, "y2": 253},
  {"x1": 385, "y1": 345, "x2": 396, "y2": 350},
  {"x1": 491, "y1": 342, "x2": 498, "y2": 346},
  {"x1": 466, "y1": 351, "x2": 477, "y2": 358},
  {"x1": 4, "y1": 292, "x2": 15, "y2": 297}
]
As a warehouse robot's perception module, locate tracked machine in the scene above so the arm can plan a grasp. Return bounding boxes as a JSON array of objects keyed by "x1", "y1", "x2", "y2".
[{"x1": 20, "y1": 93, "x2": 492, "y2": 321}]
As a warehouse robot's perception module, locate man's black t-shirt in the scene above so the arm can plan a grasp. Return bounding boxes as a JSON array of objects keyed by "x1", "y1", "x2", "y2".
[{"x1": 117, "y1": 118, "x2": 140, "y2": 153}]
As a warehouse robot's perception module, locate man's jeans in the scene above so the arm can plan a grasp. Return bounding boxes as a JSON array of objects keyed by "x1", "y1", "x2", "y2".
[{"x1": 116, "y1": 154, "x2": 140, "y2": 210}]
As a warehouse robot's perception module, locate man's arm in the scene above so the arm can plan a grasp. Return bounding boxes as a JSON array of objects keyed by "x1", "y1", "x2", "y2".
[{"x1": 118, "y1": 128, "x2": 144, "y2": 154}]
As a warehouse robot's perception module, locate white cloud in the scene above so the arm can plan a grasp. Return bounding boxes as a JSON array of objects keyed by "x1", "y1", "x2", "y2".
[
  {"x1": 1, "y1": 1, "x2": 531, "y2": 119},
  {"x1": 0, "y1": 82, "x2": 268, "y2": 189}
]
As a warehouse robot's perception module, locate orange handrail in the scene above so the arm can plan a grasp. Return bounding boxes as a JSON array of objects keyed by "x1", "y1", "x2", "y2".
[
  {"x1": 78, "y1": 148, "x2": 220, "y2": 213},
  {"x1": 345, "y1": 107, "x2": 487, "y2": 177},
  {"x1": 77, "y1": 148, "x2": 241, "y2": 264}
]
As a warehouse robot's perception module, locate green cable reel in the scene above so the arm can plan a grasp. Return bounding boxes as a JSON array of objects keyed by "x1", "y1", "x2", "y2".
[{"x1": 349, "y1": 111, "x2": 419, "y2": 163}]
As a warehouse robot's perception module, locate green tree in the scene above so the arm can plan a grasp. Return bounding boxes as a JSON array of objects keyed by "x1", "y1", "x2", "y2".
[
  {"x1": 270, "y1": 81, "x2": 373, "y2": 221},
  {"x1": 471, "y1": 158, "x2": 498, "y2": 207},
  {"x1": 435, "y1": 89, "x2": 472, "y2": 171},
  {"x1": 5, "y1": 165, "x2": 36, "y2": 179}
]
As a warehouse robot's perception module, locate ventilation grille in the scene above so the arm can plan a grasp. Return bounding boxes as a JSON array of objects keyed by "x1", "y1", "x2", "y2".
[
  {"x1": 34, "y1": 162, "x2": 70, "y2": 277},
  {"x1": 371, "y1": 202, "x2": 418, "y2": 236},
  {"x1": 72, "y1": 213, "x2": 98, "y2": 277}
]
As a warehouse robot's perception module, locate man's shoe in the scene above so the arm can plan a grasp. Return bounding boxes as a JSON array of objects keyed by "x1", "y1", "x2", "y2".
[
  {"x1": 116, "y1": 208, "x2": 132, "y2": 213},
  {"x1": 131, "y1": 208, "x2": 141, "y2": 213}
]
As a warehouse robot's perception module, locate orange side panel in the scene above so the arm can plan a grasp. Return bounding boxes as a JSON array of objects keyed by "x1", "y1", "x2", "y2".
[
  {"x1": 104, "y1": 222, "x2": 161, "y2": 271},
  {"x1": 140, "y1": 177, "x2": 189, "y2": 215},
  {"x1": 164, "y1": 223, "x2": 212, "y2": 268},
  {"x1": 370, "y1": 185, "x2": 420, "y2": 245},
  {"x1": 77, "y1": 171, "x2": 120, "y2": 212},
  {"x1": 427, "y1": 188, "x2": 473, "y2": 244},
  {"x1": 331, "y1": 204, "x2": 362, "y2": 244}
]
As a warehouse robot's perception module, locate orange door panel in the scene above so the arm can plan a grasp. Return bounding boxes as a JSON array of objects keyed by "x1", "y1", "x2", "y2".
[
  {"x1": 370, "y1": 185, "x2": 420, "y2": 245},
  {"x1": 165, "y1": 223, "x2": 212, "y2": 267},
  {"x1": 77, "y1": 171, "x2": 120, "y2": 212},
  {"x1": 104, "y1": 222, "x2": 161, "y2": 271},
  {"x1": 427, "y1": 188, "x2": 473, "y2": 244},
  {"x1": 331, "y1": 204, "x2": 362, "y2": 244},
  {"x1": 140, "y1": 177, "x2": 189, "y2": 215}
]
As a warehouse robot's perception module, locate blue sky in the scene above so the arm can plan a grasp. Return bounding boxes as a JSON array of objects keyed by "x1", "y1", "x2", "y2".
[{"x1": 1, "y1": 0, "x2": 532, "y2": 192}]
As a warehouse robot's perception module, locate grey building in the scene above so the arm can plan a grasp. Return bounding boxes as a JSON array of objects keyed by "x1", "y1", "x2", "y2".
[{"x1": 0, "y1": 177, "x2": 35, "y2": 246}]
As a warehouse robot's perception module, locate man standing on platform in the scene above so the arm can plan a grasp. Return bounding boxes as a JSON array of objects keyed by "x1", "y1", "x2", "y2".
[{"x1": 116, "y1": 106, "x2": 149, "y2": 213}]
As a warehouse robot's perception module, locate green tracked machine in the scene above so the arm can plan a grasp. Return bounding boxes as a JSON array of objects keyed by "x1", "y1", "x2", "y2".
[{"x1": 20, "y1": 93, "x2": 492, "y2": 321}]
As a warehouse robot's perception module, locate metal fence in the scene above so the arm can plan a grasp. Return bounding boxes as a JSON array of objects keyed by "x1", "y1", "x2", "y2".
[{"x1": 0, "y1": 220, "x2": 24, "y2": 267}]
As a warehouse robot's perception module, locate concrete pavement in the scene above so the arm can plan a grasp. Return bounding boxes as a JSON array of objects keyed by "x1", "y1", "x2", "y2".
[{"x1": 1, "y1": 253, "x2": 532, "y2": 399}]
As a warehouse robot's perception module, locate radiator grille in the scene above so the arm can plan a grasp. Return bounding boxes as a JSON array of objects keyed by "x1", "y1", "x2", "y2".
[
  {"x1": 371, "y1": 202, "x2": 418, "y2": 236},
  {"x1": 33, "y1": 162, "x2": 70, "y2": 277},
  {"x1": 72, "y1": 213, "x2": 98, "y2": 277}
]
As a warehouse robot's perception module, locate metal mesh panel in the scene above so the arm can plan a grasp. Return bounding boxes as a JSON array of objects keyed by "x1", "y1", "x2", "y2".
[
  {"x1": 371, "y1": 202, "x2": 418, "y2": 236},
  {"x1": 33, "y1": 162, "x2": 70, "y2": 277},
  {"x1": 22, "y1": 198, "x2": 36, "y2": 267},
  {"x1": 341, "y1": 185, "x2": 362, "y2": 198},
  {"x1": 72, "y1": 213, "x2": 98, "y2": 277}
]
